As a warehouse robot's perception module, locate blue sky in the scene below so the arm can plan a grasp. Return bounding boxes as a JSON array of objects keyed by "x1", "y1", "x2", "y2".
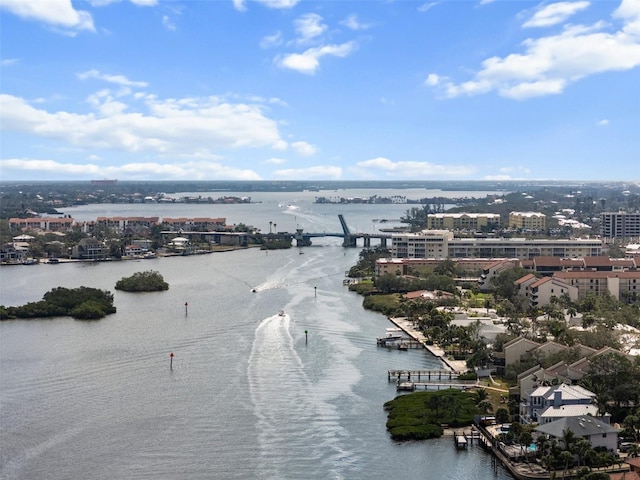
[{"x1": 1, "y1": 0, "x2": 639, "y2": 182}]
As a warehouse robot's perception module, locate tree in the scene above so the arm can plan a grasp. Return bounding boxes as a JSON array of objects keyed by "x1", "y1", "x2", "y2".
[
  {"x1": 400, "y1": 205, "x2": 429, "y2": 231},
  {"x1": 495, "y1": 407, "x2": 510, "y2": 424},
  {"x1": 477, "y1": 399, "x2": 493, "y2": 414}
]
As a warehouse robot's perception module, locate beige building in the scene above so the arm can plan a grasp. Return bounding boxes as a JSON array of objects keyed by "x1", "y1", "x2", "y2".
[
  {"x1": 553, "y1": 270, "x2": 640, "y2": 301},
  {"x1": 9, "y1": 217, "x2": 75, "y2": 232},
  {"x1": 516, "y1": 275, "x2": 578, "y2": 308},
  {"x1": 426, "y1": 213, "x2": 501, "y2": 231},
  {"x1": 96, "y1": 216, "x2": 160, "y2": 233},
  {"x1": 391, "y1": 231, "x2": 602, "y2": 260},
  {"x1": 509, "y1": 212, "x2": 546, "y2": 230}
]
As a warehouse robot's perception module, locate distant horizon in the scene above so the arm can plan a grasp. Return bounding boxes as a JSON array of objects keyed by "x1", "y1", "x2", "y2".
[
  {"x1": 1, "y1": 1, "x2": 639, "y2": 182},
  {"x1": 2, "y1": 179, "x2": 638, "y2": 189}
]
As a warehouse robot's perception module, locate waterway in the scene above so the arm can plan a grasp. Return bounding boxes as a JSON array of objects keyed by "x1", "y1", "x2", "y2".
[{"x1": 1, "y1": 189, "x2": 513, "y2": 480}]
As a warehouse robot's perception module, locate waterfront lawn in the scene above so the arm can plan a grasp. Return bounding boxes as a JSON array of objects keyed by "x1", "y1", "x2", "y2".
[{"x1": 384, "y1": 389, "x2": 478, "y2": 441}]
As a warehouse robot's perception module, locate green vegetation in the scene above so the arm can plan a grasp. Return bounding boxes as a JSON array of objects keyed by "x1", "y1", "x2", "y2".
[
  {"x1": 115, "y1": 270, "x2": 169, "y2": 292},
  {"x1": 0, "y1": 287, "x2": 116, "y2": 320},
  {"x1": 347, "y1": 246, "x2": 390, "y2": 277},
  {"x1": 384, "y1": 389, "x2": 478, "y2": 441}
]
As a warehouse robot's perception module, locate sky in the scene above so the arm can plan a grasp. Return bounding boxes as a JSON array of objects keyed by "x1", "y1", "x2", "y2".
[{"x1": 1, "y1": 0, "x2": 639, "y2": 182}]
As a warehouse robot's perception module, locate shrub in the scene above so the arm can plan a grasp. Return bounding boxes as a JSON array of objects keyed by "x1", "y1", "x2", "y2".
[
  {"x1": 115, "y1": 270, "x2": 169, "y2": 292},
  {"x1": 1, "y1": 287, "x2": 116, "y2": 320}
]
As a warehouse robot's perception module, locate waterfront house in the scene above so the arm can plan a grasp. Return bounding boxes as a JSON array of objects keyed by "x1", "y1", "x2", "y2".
[
  {"x1": 535, "y1": 416, "x2": 619, "y2": 452},
  {"x1": 71, "y1": 238, "x2": 109, "y2": 260},
  {"x1": 521, "y1": 383, "x2": 596, "y2": 424}
]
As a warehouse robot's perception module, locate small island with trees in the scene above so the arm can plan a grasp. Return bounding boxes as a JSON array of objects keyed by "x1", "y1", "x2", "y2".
[
  {"x1": 0, "y1": 286, "x2": 116, "y2": 320},
  {"x1": 115, "y1": 270, "x2": 169, "y2": 292}
]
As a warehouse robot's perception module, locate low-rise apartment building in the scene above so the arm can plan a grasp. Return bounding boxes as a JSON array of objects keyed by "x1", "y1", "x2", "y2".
[
  {"x1": 9, "y1": 217, "x2": 75, "y2": 232},
  {"x1": 509, "y1": 212, "x2": 546, "y2": 230},
  {"x1": 553, "y1": 270, "x2": 640, "y2": 301},
  {"x1": 426, "y1": 213, "x2": 501, "y2": 231},
  {"x1": 96, "y1": 216, "x2": 160, "y2": 234},
  {"x1": 390, "y1": 231, "x2": 602, "y2": 260}
]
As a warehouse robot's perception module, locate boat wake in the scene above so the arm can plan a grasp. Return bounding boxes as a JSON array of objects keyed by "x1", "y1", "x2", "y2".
[{"x1": 247, "y1": 312, "x2": 358, "y2": 478}]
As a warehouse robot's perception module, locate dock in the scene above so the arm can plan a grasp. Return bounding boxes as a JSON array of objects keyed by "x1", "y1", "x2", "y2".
[
  {"x1": 385, "y1": 317, "x2": 467, "y2": 373},
  {"x1": 388, "y1": 369, "x2": 459, "y2": 381}
]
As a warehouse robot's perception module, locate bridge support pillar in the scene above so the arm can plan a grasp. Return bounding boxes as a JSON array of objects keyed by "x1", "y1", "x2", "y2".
[
  {"x1": 380, "y1": 238, "x2": 387, "y2": 247},
  {"x1": 364, "y1": 237, "x2": 370, "y2": 248}
]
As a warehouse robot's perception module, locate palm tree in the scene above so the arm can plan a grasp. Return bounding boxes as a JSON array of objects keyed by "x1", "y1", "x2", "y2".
[
  {"x1": 560, "y1": 450, "x2": 573, "y2": 479},
  {"x1": 473, "y1": 387, "x2": 489, "y2": 405},
  {"x1": 477, "y1": 399, "x2": 493, "y2": 415}
]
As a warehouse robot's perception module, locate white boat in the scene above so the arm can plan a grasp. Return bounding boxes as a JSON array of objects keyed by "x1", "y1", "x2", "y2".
[{"x1": 378, "y1": 328, "x2": 403, "y2": 342}]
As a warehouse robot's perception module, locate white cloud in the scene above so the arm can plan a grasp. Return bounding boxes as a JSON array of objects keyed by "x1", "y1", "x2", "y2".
[
  {"x1": 0, "y1": 157, "x2": 262, "y2": 180},
  {"x1": 418, "y1": 2, "x2": 439, "y2": 13},
  {"x1": 88, "y1": 0, "x2": 158, "y2": 5},
  {"x1": 424, "y1": 73, "x2": 440, "y2": 86},
  {"x1": 524, "y1": 1, "x2": 591, "y2": 28},
  {"x1": 274, "y1": 165, "x2": 342, "y2": 180},
  {"x1": 598, "y1": 118, "x2": 610, "y2": 126},
  {"x1": 294, "y1": 13, "x2": 327, "y2": 44},
  {"x1": 341, "y1": 14, "x2": 372, "y2": 30},
  {"x1": 278, "y1": 41, "x2": 357, "y2": 74},
  {"x1": 78, "y1": 69, "x2": 149, "y2": 88},
  {"x1": 1, "y1": 58, "x2": 19, "y2": 66},
  {"x1": 264, "y1": 157, "x2": 286, "y2": 165},
  {"x1": 355, "y1": 157, "x2": 476, "y2": 178},
  {"x1": 291, "y1": 141, "x2": 316, "y2": 156},
  {"x1": 428, "y1": 2, "x2": 640, "y2": 100},
  {"x1": 162, "y1": 15, "x2": 176, "y2": 31},
  {"x1": 0, "y1": 92, "x2": 289, "y2": 156},
  {"x1": 0, "y1": 0, "x2": 95, "y2": 33},
  {"x1": 233, "y1": 0, "x2": 299, "y2": 11},
  {"x1": 260, "y1": 31, "x2": 283, "y2": 49}
]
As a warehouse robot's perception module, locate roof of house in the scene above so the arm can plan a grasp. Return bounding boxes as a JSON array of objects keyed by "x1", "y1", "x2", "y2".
[
  {"x1": 539, "y1": 404, "x2": 599, "y2": 419},
  {"x1": 535, "y1": 416, "x2": 619, "y2": 438},
  {"x1": 529, "y1": 383, "x2": 595, "y2": 402},
  {"x1": 610, "y1": 470, "x2": 640, "y2": 480},
  {"x1": 515, "y1": 273, "x2": 537, "y2": 285}
]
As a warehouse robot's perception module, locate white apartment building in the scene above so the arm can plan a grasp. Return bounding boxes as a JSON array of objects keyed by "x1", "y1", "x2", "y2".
[{"x1": 391, "y1": 231, "x2": 602, "y2": 260}]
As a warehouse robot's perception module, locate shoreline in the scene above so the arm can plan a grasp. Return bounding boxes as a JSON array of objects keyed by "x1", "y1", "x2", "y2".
[{"x1": 387, "y1": 316, "x2": 467, "y2": 373}]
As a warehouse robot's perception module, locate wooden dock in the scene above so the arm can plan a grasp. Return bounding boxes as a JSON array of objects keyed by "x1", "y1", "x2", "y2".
[
  {"x1": 388, "y1": 369, "x2": 459, "y2": 382},
  {"x1": 378, "y1": 338, "x2": 423, "y2": 349}
]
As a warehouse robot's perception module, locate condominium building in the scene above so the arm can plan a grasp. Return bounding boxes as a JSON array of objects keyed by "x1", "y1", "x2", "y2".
[
  {"x1": 553, "y1": 270, "x2": 640, "y2": 301},
  {"x1": 426, "y1": 213, "x2": 501, "y2": 231},
  {"x1": 162, "y1": 217, "x2": 227, "y2": 231},
  {"x1": 391, "y1": 231, "x2": 602, "y2": 260},
  {"x1": 96, "y1": 216, "x2": 160, "y2": 233},
  {"x1": 9, "y1": 217, "x2": 75, "y2": 232},
  {"x1": 601, "y1": 212, "x2": 640, "y2": 239},
  {"x1": 509, "y1": 212, "x2": 546, "y2": 230}
]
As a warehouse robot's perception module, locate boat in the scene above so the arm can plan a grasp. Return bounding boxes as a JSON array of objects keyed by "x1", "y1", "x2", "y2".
[
  {"x1": 47, "y1": 258, "x2": 60, "y2": 264},
  {"x1": 278, "y1": 310, "x2": 285, "y2": 317},
  {"x1": 22, "y1": 258, "x2": 38, "y2": 265},
  {"x1": 142, "y1": 252, "x2": 157, "y2": 259},
  {"x1": 376, "y1": 328, "x2": 404, "y2": 345}
]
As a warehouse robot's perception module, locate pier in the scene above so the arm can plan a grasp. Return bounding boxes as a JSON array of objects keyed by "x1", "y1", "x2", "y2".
[{"x1": 388, "y1": 369, "x2": 459, "y2": 382}]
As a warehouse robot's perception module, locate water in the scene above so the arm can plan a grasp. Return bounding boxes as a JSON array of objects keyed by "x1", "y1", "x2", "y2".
[{"x1": 1, "y1": 191, "x2": 512, "y2": 480}]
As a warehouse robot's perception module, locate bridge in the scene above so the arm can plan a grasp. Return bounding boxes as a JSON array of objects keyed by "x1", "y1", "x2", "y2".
[
  {"x1": 293, "y1": 214, "x2": 392, "y2": 247},
  {"x1": 161, "y1": 215, "x2": 395, "y2": 248}
]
